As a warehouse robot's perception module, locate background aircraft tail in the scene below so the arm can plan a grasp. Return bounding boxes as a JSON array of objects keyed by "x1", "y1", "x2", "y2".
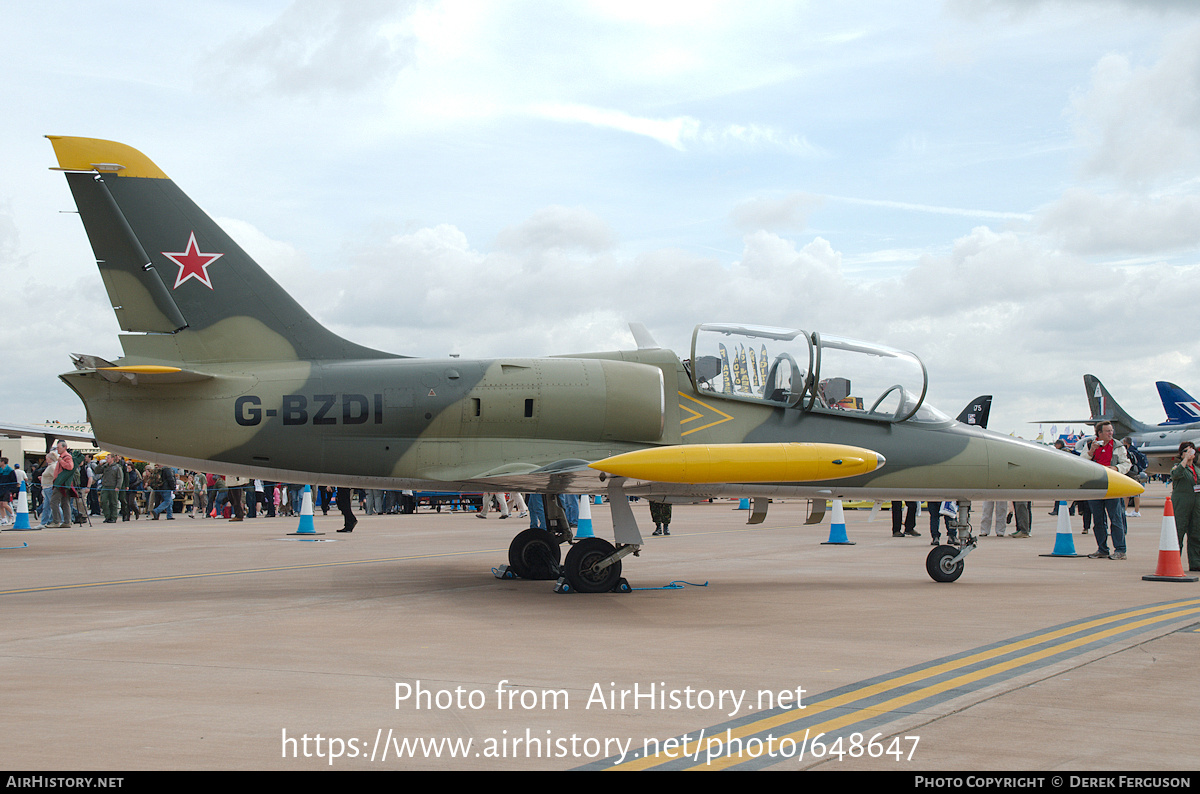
[
  {"x1": 956, "y1": 395, "x2": 992, "y2": 428},
  {"x1": 1156, "y1": 381, "x2": 1200, "y2": 426},
  {"x1": 48, "y1": 136, "x2": 393, "y2": 365},
  {"x1": 1083, "y1": 374, "x2": 1151, "y2": 437}
]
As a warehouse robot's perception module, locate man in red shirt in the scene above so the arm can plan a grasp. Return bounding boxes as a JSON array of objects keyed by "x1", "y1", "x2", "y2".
[{"x1": 1082, "y1": 421, "x2": 1130, "y2": 560}]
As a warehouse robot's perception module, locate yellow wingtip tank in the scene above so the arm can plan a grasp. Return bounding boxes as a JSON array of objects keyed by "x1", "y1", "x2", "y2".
[{"x1": 588, "y1": 442, "x2": 885, "y2": 484}]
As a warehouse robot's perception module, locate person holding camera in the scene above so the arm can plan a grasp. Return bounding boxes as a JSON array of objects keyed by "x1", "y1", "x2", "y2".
[{"x1": 1082, "y1": 421, "x2": 1130, "y2": 560}]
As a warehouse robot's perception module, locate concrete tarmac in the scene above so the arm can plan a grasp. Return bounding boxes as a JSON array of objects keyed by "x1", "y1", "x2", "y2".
[{"x1": 1, "y1": 489, "x2": 1196, "y2": 771}]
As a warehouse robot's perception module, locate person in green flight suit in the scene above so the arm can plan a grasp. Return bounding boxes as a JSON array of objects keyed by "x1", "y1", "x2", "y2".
[{"x1": 1169, "y1": 441, "x2": 1200, "y2": 572}]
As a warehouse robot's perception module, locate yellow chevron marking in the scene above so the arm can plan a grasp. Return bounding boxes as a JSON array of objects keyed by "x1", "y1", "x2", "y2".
[{"x1": 678, "y1": 392, "x2": 734, "y2": 437}]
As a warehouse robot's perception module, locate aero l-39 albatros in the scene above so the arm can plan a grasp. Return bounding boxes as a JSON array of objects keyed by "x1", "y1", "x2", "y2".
[{"x1": 45, "y1": 136, "x2": 1140, "y2": 591}]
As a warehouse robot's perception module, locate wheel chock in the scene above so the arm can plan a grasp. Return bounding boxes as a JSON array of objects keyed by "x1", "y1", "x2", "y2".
[{"x1": 553, "y1": 576, "x2": 632, "y2": 594}]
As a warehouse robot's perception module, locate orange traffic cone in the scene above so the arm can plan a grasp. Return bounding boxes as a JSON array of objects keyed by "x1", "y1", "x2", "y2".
[{"x1": 1142, "y1": 497, "x2": 1198, "y2": 582}]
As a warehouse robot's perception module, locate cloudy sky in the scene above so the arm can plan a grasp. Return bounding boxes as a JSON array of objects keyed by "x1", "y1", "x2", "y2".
[{"x1": 3, "y1": 0, "x2": 1200, "y2": 437}]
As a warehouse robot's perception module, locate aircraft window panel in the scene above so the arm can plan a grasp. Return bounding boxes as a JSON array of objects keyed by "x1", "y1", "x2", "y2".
[
  {"x1": 690, "y1": 324, "x2": 813, "y2": 408},
  {"x1": 688, "y1": 323, "x2": 943, "y2": 422},
  {"x1": 810, "y1": 334, "x2": 931, "y2": 423}
]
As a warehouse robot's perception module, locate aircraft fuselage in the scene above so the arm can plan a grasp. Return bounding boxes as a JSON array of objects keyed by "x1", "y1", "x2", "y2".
[{"x1": 63, "y1": 346, "x2": 1113, "y2": 502}]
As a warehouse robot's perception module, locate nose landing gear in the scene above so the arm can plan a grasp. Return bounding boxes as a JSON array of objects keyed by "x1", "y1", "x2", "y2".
[{"x1": 925, "y1": 501, "x2": 975, "y2": 583}]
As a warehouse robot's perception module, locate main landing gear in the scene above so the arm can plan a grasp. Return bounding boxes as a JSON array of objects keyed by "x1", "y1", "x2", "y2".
[
  {"x1": 506, "y1": 528, "x2": 563, "y2": 580},
  {"x1": 558, "y1": 538, "x2": 635, "y2": 594},
  {"x1": 500, "y1": 494, "x2": 574, "y2": 580},
  {"x1": 925, "y1": 500, "x2": 977, "y2": 583},
  {"x1": 500, "y1": 487, "x2": 642, "y2": 593},
  {"x1": 504, "y1": 532, "x2": 637, "y2": 592}
]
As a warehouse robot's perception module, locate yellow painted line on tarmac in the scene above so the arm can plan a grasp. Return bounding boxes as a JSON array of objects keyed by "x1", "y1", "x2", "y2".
[
  {"x1": 615, "y1": 597, "x2": 1200, "y2": 770},
  {"x1": 0, "y1": 548, "x2": 507, "y2": 596}
]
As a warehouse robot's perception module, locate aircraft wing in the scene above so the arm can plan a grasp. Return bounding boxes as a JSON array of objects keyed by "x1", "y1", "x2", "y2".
[{"x1": 0, "y1": 421, "x2": 96, "y2": 445}]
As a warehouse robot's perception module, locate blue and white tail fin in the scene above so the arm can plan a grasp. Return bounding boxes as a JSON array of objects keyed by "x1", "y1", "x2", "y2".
[{"x1": 1155, "y1": 381, "x2": 1200, "y2": 426}]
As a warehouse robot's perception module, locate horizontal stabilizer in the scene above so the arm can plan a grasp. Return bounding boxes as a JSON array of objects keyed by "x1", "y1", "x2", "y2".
[
  {"x1": 588, "y1": 442, "x2": 884, "y2": 484},
  {"x1": 68, "y1": 353, "x2": 215, "y2": 385}
]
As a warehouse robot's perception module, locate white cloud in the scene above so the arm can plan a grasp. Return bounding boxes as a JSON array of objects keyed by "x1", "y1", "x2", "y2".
[
  {"x1": 1038, "y1": 189, "x2": 1200, "y2": 253},
  {"x1": 529, "y1": 103, "x2": 821, "y2": 155},
  {"x1": 211, "y1": 0, "x2": 421, "y2": 97},
  {"x1": 530, "y1": 104, "x2": 700, "y2": 151},
  {"x1": 495, "y1": 206, "x2": 616, "y2": 254},
  {"x1": 730, "y1": 193, "x2": 824, "y2": 233},
  {"x1": 1068, "y1": 24, "x2": 1200, "y2": 187},
  {"x1": 828, "y1": 196, "x2": 1034, "y2": 222}
]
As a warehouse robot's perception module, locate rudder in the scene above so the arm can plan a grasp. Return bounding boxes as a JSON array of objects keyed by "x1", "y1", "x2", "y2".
[{"x1": 1156, "y1": 381, "x2": 1200, "y2": 425}]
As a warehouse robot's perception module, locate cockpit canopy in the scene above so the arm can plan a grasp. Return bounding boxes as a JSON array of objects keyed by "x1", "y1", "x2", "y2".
[{"x1": 689, "y1": 323, "x2": 949, "y2": 424}]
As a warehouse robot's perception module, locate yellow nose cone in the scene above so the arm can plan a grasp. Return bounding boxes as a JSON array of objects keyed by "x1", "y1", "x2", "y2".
[{"x1": 1105, "y1": 469, "x2": 1144, "y2": 499}]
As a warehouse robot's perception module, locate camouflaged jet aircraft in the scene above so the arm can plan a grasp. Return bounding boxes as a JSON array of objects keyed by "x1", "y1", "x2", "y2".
[{"x1": 46, "y1": 136, "x2": 1142, "y2": 591}]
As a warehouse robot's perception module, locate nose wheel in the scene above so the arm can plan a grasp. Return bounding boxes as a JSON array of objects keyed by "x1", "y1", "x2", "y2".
[{"x1": 926, "y1": 544, "x2": 966, "y2": 582}]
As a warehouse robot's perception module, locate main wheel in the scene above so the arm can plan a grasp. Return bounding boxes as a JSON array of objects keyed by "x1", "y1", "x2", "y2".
[
  {"x1": 563, "y1": 537, "x2": 623, "y2": 594},
  {"x1": 507, "y1": 528, "x2": 562, "y2": 580},
  {"x1": 926, "y1": 545, "x2": 964, "y2": 583}
]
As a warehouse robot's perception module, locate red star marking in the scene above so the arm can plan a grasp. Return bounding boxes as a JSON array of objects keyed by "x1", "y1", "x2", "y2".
[{"x1": 162, "y1": 232, "x2": 223, "y2": 290}]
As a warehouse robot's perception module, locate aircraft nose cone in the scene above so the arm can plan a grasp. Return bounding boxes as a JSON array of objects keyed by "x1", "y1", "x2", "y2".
[
  {"x1": 876, "y1": 452, "x2": 887, "y2": 470},
  {"x1": 1105, "y1": 468, "x2": 1144, "y2": 498}
]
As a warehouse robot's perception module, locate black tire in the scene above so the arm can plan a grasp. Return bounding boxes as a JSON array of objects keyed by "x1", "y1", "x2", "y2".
[
  {"x1": 564, "y1": 537, "x2": 622, "y2": 594},
  {"x1": 926, "y1": 545, "x2": 964, "y2": 583},
  {"x1": 507, "y1": 528, "x2": 561, "y2": 580}
]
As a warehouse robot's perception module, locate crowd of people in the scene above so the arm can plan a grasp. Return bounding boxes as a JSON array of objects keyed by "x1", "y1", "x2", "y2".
[{"x1": 14, "y1": 442, "x2": 433, "y2": 529}]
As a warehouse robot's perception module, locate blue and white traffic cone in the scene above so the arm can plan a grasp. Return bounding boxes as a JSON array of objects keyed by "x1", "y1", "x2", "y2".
[
  {"x1": 821, "y1": 499, "x2": 855, "y2": 545},
  {"x1": 1041, "y1": 501, "x2": 1082, "y2": 557},
  {"x1": 11, "y1": 481, "x2": 33, "y2": 530},
  {"x1": 576, "y1": 494, "x2": 594, "y2": 539},
  {"x1": 287, "y1": 485, "x2": 322, "y2": 536}
]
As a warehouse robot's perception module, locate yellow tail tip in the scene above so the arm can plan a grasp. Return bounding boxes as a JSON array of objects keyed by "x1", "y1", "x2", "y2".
[{"x1": 46, "y1": 136, "x2": 168, "y2": 179}]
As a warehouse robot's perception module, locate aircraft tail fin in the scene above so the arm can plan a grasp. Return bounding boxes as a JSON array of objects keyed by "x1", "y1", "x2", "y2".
[
  {"x1": 1083, "y1": 374, "x2": 1150, "y2": 437},
  {"x1": 47, "y1": 136, "x2": 393, "y2": 365},
  {"x1": 956, "y1": 395, "x2": 992, "y2": 428},
  {"x1": 1156, "y1": 381, "x2": 1200, "y2": 426}
]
